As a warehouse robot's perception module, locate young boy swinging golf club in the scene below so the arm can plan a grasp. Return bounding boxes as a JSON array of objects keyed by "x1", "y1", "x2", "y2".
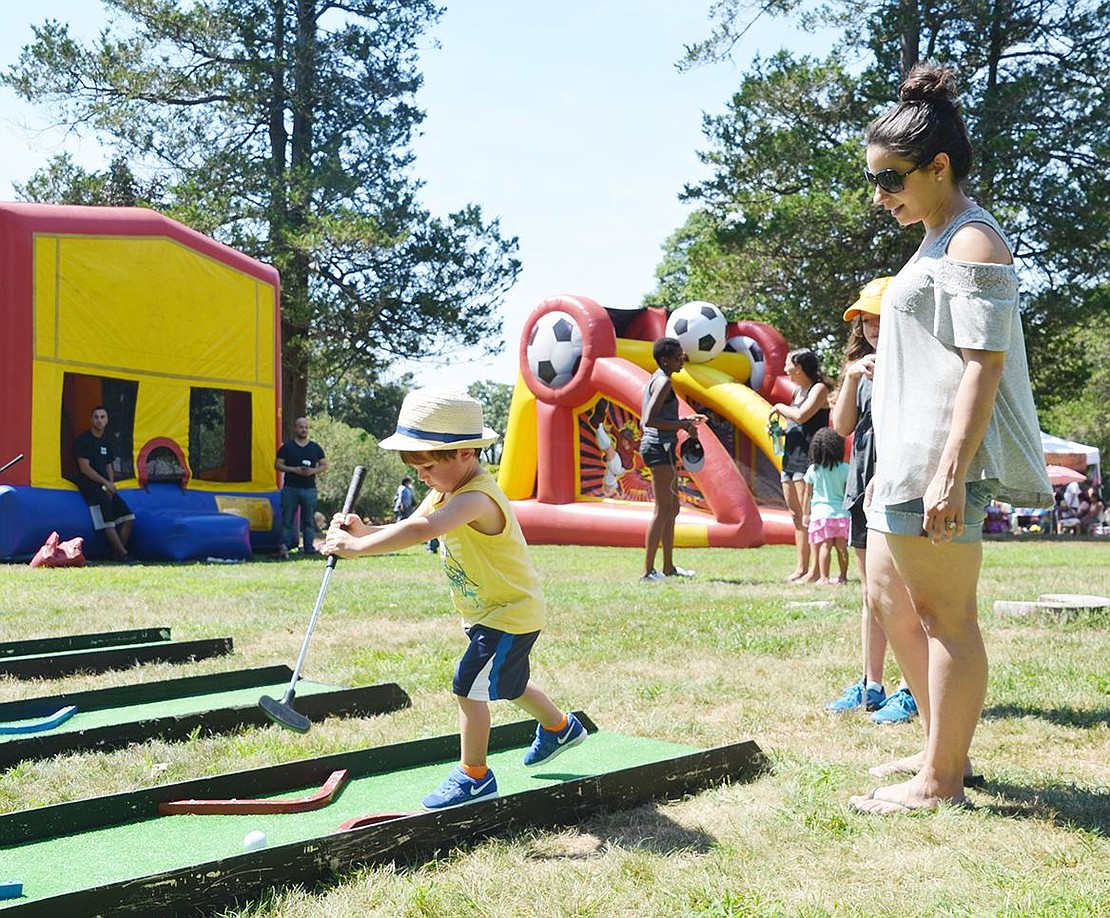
[{"x1": 322, "y1": 387, "x2": 586, "y2": 810}]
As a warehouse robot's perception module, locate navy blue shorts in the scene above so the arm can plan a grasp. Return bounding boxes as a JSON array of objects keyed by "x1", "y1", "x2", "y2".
[{"x1": 453, "y1": 625, "x2": 539, "y2": 702}]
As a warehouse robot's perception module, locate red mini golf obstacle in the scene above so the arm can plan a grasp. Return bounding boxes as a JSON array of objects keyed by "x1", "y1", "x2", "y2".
[{"x1": 159, "y1": 770, "x2": 350, "y2": 815}]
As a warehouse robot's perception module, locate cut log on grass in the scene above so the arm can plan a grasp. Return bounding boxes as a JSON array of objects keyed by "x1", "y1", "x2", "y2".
[
  {"x1": 1036, "y1": 593, "x2": 1110, "y2": 623},
  {"x1": 994, "y1": 594, "x2": 1110, "y2": 623}
]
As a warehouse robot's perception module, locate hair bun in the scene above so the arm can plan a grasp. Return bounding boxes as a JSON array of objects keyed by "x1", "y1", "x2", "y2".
[{"x1": 898, "y1": 62, "x2": 960, "y2": 110}]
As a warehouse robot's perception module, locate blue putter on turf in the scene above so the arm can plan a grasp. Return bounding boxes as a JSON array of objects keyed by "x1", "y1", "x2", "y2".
[
  {"x1": 870, "y1": 686, "x2": 918, "y2": 725},
  {"x1": 523, "y1": 712, "x2": 586, "y2": 767},
  {"x1": 422, "y1": 765, "x2": 498, "y2": 810},
  {"x1": 826, "y1": 682, "x2": 886, "y2": 713}
]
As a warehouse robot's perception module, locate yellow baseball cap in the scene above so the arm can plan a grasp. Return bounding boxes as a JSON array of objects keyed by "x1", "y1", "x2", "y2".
[{"x1": 843, "y1": 276, "x2": 893, "y2": 321}]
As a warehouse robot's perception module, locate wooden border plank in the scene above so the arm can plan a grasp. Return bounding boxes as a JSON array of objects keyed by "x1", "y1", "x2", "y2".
[
  {"x1": 0, "y1": 666, "x2": 298, "y2": 721},
  {"x1": 0, "y1": 637, "x2": 233, "y2": 680},
  {"x1": 0, "y1": 628, "x2": 171, "y2": 659}
]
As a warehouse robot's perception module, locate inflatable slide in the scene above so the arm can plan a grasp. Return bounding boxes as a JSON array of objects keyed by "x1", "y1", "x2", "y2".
[{"x1": 498, "y1": 295, "x2": 796, "y2": 548}]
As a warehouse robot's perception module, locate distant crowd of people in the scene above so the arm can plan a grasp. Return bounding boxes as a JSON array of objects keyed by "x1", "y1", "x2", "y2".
[{"x1": 1054, "y1": 478, "x2": 1106, "y2": 534}]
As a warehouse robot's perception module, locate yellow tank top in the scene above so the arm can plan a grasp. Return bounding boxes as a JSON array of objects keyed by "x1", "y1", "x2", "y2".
[{"x1": 432, "y1": 471, "x2": 545, "y2": 633}]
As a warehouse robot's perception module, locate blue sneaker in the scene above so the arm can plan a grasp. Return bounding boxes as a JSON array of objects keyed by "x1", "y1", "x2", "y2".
[
  {"x1": 523, "y1": 712, "x2": 586, "y2": 767},
  {"x1": 421, "y1": 765, "x2": 498, "y2": 810},
  {"x1": 826, "y1": 682, "x2": 886, "y2": 713},
  {"x1": 870, "y1": 687, "x2": 918, "y2": 725}
]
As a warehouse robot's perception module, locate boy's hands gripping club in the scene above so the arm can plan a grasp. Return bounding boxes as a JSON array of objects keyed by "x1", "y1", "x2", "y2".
[{"x1": 323, "y1": 512, "x2": 376, "y2": 558}]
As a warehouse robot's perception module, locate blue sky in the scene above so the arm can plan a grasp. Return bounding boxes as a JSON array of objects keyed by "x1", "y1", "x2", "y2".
[{"x1": 0, "y1": 2, "x2": 837, "y2": 389}]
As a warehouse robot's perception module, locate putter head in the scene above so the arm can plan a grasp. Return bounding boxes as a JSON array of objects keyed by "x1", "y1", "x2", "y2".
[{"x1": 259, "y1": 694, "x2": 311, "y2": 733}]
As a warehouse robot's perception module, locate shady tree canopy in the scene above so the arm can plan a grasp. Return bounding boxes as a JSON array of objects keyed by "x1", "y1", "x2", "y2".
[{"x1": 655, "y1": 0, "x2": 1110, "y2": 405}]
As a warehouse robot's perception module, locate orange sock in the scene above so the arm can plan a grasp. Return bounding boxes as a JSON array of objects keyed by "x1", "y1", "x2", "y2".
[
  {"x1": 460, "y1": 763, "x2": 488, "y2": 780},
  {"x1": 544, "y1": 713, "x2": 568, "y2": 733}
]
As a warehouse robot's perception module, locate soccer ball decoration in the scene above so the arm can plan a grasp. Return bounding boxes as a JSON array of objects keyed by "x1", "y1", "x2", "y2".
[
  {"x1": 726, "y1": 334, "x2": 766, "y2": 391},
  {"x1": 666, "y1": 301, "x2": 727, "y2": 363},
  {"x1": 526, "y1": 310, "x2": 583, "y2": 389}
]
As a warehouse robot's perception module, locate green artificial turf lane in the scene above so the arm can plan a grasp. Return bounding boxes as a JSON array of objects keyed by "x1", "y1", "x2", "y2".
[
  {"x1": 0, "y1": 731, "x2": 696, "y2": 904},
  {"x1": 0, "y1": 679, "x2": 345, "y2": 741}
]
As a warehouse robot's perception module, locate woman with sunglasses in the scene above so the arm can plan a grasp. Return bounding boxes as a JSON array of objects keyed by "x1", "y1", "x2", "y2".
[{"x1": 850, "y1": 63, "x2": 1050, "y2": 814}]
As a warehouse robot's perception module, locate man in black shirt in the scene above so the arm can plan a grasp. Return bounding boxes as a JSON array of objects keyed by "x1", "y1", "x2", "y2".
[
  {"x1": 74, "y1": 406, "x2": 135, "y2": 561},
  {"x1": 275, "y1": 416, "x2": 328, "y2": 557}
]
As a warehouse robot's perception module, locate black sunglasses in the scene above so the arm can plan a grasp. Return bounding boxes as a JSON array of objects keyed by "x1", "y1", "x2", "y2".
[{"x1": 863, "y1": 161, "x2": 927, "y2": 194}]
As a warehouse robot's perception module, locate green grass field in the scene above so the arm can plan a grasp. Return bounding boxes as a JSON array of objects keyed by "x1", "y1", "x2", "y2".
[{"x1": 2, "y1": 540, "x2": 1108, "y2": 916}]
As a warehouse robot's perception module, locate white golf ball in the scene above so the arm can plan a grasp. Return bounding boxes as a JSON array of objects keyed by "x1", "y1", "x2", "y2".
[{"x1": 243, "y1": 829, "x2": 268, "y2": 852}]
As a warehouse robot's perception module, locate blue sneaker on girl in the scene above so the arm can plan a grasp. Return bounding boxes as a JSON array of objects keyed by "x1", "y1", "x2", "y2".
[
  {"x1": 826, "y1": 682, "x2": 886, "y2": 713},
  {"x1": 870, "y1": 687, "x2": 918, "y2": 725}
]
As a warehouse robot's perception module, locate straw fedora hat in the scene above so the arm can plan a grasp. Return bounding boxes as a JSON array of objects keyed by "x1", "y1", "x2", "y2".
[
  {"x1": 843, "y1": 276, "x2": 893, "y2": 321},
  {"x1": 378, "y1": 387, "x2": 499, "y2": 451}
]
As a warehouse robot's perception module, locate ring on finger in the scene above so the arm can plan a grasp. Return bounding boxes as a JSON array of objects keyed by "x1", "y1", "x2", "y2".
[{"x1": 945, "y1": 521, "x2": 957, "y2": 530}]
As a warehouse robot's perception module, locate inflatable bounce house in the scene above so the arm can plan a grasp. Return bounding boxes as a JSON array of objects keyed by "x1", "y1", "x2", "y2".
[
  {"x1": 0, "y1": 203, "x2": 283, "y2": 562},
  {"x1": 498, "y1": 295, "x2": 798, "y2": 548}
]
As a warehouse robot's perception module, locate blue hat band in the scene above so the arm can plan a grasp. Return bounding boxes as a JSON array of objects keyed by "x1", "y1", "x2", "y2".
[{"x1": 394, "y1": 424, "x2": 483, "y2": 443}]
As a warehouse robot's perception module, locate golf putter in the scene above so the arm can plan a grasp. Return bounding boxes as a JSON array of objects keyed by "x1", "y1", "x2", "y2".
[
  {"x1": 0, "y1": 454, "x2": 25, "y2": 476},
  {"x1": 260, "y1": 465, "x2": 367, "y2": 732}
]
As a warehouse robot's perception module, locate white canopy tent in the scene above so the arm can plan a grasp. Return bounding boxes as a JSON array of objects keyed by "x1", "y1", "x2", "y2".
[{"x1": 1041, "y1": 431, "x2": 1101, "y2": 484}]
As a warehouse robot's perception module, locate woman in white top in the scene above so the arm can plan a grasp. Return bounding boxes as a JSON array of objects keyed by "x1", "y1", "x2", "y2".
[{"x1": 851, "y1": 63, "x2": 1051, "y2": 814}]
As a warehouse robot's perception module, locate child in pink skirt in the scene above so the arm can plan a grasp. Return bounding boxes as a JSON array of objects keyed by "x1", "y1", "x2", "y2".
[{"x1": 802, "y1": 427, "x2": 851, "y2": 584}]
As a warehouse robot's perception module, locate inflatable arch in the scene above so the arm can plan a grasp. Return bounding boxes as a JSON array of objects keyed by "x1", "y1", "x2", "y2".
[
  {"x1": 498, "y1": 295, "x2": 796, "y2": 548},
  {"x1": 0, "y1": 203, "x2": 283, "y2": 561}
]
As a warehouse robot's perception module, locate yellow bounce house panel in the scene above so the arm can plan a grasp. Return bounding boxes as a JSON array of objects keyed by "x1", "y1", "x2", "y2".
[
  {"x1": 29, "y1": 361, "x2": 89, "y2": 488},
  {"x1": 29, "y1": 359, "x2": 276, "y2": 493},
  {"x1": 497, "y1": 375, "x2": 539, "y2": 501},
  {"x1": 29, "y1": 234, "x2": 278, "y2": 492},
  {"x1": 1, "y1": 203, "x2": 283, "y2": 562},
  {"x1": 35, "y1": 234, "x2": 274, "y2": 385}
]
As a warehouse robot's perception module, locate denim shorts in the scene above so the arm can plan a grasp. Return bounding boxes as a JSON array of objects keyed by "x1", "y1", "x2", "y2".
[
  {"x1": 866, "y1": 479, "x2": 998, "y2": 544},
  {"x1": 780, "y1": 470, "x2": 806, "y2": 483}
]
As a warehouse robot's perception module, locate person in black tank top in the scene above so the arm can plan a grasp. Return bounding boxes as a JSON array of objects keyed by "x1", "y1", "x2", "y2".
[
  {"x1": 771, "y1": 347, "x2": 831, "y2": 583},
  {"x1": 639, "y1": 337, "x2": 706, "y2": 583}
]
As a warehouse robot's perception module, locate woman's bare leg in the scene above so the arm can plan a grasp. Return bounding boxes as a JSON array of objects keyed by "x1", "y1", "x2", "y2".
[
  {"x1": 782, "y1": 479, "x2": 812, "y2": 580},
  {"x1": 854, "y1": 533, "x2": 984, "y2": 811},
  {"x1": 645, "y1": 461, "x2": 678, "y2": 575}
]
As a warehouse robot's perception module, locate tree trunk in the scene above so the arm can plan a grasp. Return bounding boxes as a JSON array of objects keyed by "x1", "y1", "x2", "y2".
[
  {"x1": 274, "y1": 0, "x2": 318, "y2": 432},
  {"x1": 975, "y1": 0, "x2": 1007, "y2": 209},
  {"x1": 268, "y1": 0, "x2": 298, "y2": 435},
  {"x1": 280, "y1": 328, "x2": 309, "y2": 435},
  {"x1": 899, "y1": 0, "x2": 920, "y2": 76}
]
